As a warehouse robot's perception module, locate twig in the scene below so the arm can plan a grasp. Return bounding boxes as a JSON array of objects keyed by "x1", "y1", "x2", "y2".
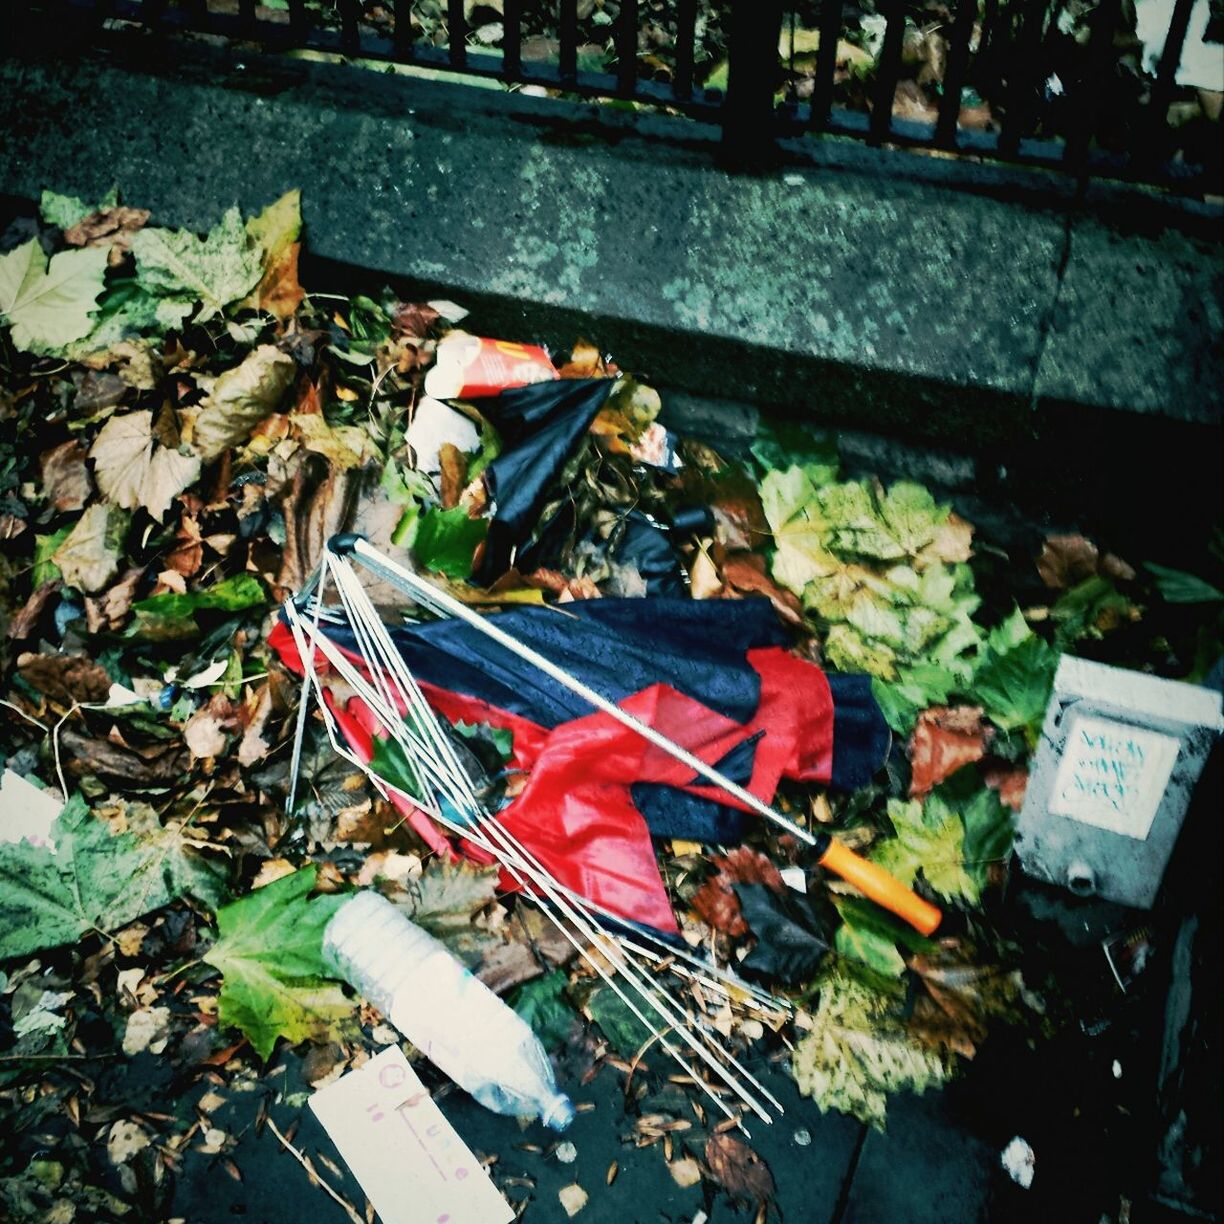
[{"x1": 265, "y1": 1116, "x2": 364, "y2": 1224}]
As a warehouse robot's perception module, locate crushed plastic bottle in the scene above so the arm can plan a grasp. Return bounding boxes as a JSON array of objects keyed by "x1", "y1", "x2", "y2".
[{"x1": 322, "y1": 890, "x2": 574, "y2": 1131}]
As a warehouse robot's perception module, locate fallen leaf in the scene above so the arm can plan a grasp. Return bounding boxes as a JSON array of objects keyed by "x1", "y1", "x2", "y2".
[
  {"x1": 17, "y1": 652, "x2": 113, "y2": 705},
  {"x1": 291, "y1": 412, "x2": 380, "y2": 470},
  {"x1": 791, "y1": 967, "x2": 951, "y2": 1128},
  {"x1": 91, "y1": 566, "x2": 145, "y2": 630},
  {"x1": 1036, "y1": 534, "x2": 1100, "y2": 590},
  {"x1": 203, "y1": 867, "x2": 353, "y2": 1060},
  {"x1": 52, "y1": 503, "x2": 128, "y2": 592},
  {"x1": 106, "y1": 1119, "x2": 152, "y2": 1165},
  {"x1": 60, "y1": 727, "x2": 190, "y2": 788},
  {"x1": 131, "y1": 207, "x2": 262, "y2": 324},
  {"x1": 0, "y1": 795, "x2": 225, "y2": 959},
  {"x1": 64, "y1": 207, "x2": 151, "y2": 266},
  {"x1": 734, "y1": 883, "x2": 829, "y2": 983},
  {"x1": 705, "y1": 1133, "x2": 776, "y2": 1206},
  {"x1": 90, "y1": 410, "x2": 202, "y2": 521},
  {"x1": 983, "y1": 763, "x2": 1028, "y2": 812},
  {"x1": 192, "y1": 345, "x2": 297, "y2": 461},
  {"x1": 241, "y1": 190, "x2": 305, "y2": 320},
  {"x1": 908, "y1": 942, "x2": 1025, "y2": 1059},
  {"x1": 721, "y1": 552, "x2": 804, "y2": 624},
  {"x1": 669, "y1": 1157, "x2": 702, "y2": 1189},
  {"x1": 123, "y1": 1006, "x2": 173, "y2": 1056},
  {"x1": 184, "y1": 695, "x2": 240, "y2": 760},
  {"x1": 41, "y1": 440, "x2": 93, "y2": 512},
  {"x1": 0, "y1": 239, "x2": 109, "y2": 354},
  {"x1": 558, "y1": 1183, "x2": 588, "y2": 1218},
  {"x1": 7, "y1": 581, "x2": 60, "y2": 641},
  {"x1": 438, "y1": 442, "x2": 468, "y2": 509},
  {"x1": 391, "y1": 301, "x2": 441, "y2": 339},
  {"x1": 908, "y1": 705, "x2": 991, "y2": 797}
]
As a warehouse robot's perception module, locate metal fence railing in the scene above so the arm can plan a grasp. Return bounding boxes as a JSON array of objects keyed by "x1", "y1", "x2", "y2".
[{"x1": 9, "y1": 0, "x2": 1223, "y2": 192}]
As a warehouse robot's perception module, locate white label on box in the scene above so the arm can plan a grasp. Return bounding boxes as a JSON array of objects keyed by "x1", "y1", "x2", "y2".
[
  {"x1": 1049, "y1": 714, "x2": 1179, "y2": 841},
  {"x1": 309, "y1": 1046, "x2": 514, "y2": 1224}
]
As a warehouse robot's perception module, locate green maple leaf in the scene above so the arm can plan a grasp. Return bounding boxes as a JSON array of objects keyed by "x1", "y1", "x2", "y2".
[
  {"x1": 0, "y1": 239, "x2": 109, "y2": 354},
  {"x1": 39, "y1": 187, "x2": 118, "y2": 230},
  {"x1": 67, "y1": 278, "x2": 193, "y2": 358},
  {"x1": 131, "y1": 206, "x2": 262, "y2": 323},
  {"x1": 0, "y1": 795, "x2": 226, "y2": 960},
  {"x1": 834, "y1": 920, "x2": 906, "y2": 978},
  {"x1": 870, "y1": 797, "x2": 978, "y2": 905},
  {"x1": 204, "y1": 867, "x2": 355, "y2": 1060},
  {"x1": 791, "y1": 968, "x2": 952, "y2": 1128},
  {"x1": 412, "y1": 506, "x2": 489, "y2": 578},
  {"x1": 512, "y1": 971, "x2": 577, "y2": 1051},
  {"x1": 933, "y1": 771, "x2": 1015, "y2": 890},
  {"x1": 971, "y1": 607, "x2": 1058, "y2": 743},
  {"x1": 760, "y1": 466, "x2": 981, "y2": 731}
]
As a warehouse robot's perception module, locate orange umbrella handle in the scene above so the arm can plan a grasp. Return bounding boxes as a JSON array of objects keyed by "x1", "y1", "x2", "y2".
[{"x1": 818, "y1": 837, "x2": 942, "y2": 936}]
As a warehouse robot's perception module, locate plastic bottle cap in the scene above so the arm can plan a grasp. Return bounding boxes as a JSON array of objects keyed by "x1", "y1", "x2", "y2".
[{"x1": 541, "y1": 1093, "x2": 575, "y2": 1133}]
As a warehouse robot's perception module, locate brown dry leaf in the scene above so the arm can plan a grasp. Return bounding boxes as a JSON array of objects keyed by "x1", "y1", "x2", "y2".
[
  {"x1": 705, "y1": 1133, "x2": 776, "y2": 1206},
  {"x1": 1100, "y1": 552, "x2": 1136, "y2": 583},
  {"x1": 87, "y1": 566, "x2": 145, "y2": 632},
  {"x1": 276, "y1": 455, "x2": 362, "y2": 594},
  {"x1": 1036, "y1": 534, "x2": 1100, "y2": 590},
  {"x1": 891, "y1": 79, "x2": 939, "y2": 123},
  {"x1": 53, "y1": 503, "x2": 125, "y2": 593},
  {"x1": 689, "y1": 546, "x2": 724, "y2": 599},
  {"x1": 251, "y1": 858, "x2": 298, "y2": 889},
  {"x1": 252, "y1": 241, "x2": 305, "y2": 320},
  {"x1": 523, "y1": 568, "x2": 602, "y2": 601},
  {"x1": 107, "y1": 1119, "x2": 153, "y2": 1166},
  {"x1": 7, "y1": 580, "x2": 59, "y2": 640},
  {"x1": 17, "y1": 651, "x2": 112, "y2": 705},
  {"x1": 908, "y1": 943, "x2": 1025, "y2": 1059},
  {"x1": 668, "y1": 1157, "x2": 702, "y2": 1189},
  {"x1": 692, "y1": 848, "x2": 786, "y2": 937},
  {"x1": 237, "y1": 683, "x2": 275, "y2": 767},
  {"x1": 184, "y1": 694, "x2": 241, "y2": 760},
  {"x1": 477, "y1": 905, "x2": 582, "y2": 994},
  {"x1": 983, "y1": 763, "x2": 1028, "y2": 812},
  {"x1": 719, "y1": 847, "x2": 787, "y2": 892},
  {"x1": 90, "y1": 410, "x2": 201, "y2": 521},
  {"x1": 64, "y1": 206, "x2": 151, "y2": 265},
  {"x1": 721, "y1": 552, "x2": 804, "y2": 625},
  {"x1": 691, "y1": 875, "x2": 749, "y2": 936},
  {"x1": 0, "y1": 513, "x2": 24, "y2": 541},
  {"x1": 291, "y1": 414, "x2": 380, "y2": 471},
  {"x1": 165, "y1": 516, "x2": 204, "y2": 578},
  {"x1": 41, "y1": 440, "x2": 93, "y2": 512},
  {"x1": 908, "y1": 705, "x2": 991, "y2": 797},
  {"x1": 192, "y1": 345, "x2": 297, "y2": 462},
  {"x1": 557, "y1": 338, "x2": 617, "y2": 380},
  {"x1": 61, "y1": 727, "x2": 191, "y2": 787},
  {"x1": 438, "y1": 442, "x2": 468, "y2": 510},
  {"x1": 391, "y1": 302, "x2": 441, "y2": 339}
]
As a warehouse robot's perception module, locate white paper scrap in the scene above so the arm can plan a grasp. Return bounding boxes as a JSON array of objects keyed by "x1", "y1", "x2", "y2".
[
  {"x1": 309, "y1": 1046, "x2": 514, "y2": 1224},
  {"x1": 1049, "y1": 714, "x2": 1179, "y2": 841},
  {"x1": 0, "y1": 770, "x2": 63, "y2": 848}
]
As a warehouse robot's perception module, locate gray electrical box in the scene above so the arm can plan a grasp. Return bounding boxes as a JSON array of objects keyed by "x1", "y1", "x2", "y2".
[{"x1": 1016, "y1": 656, "x2": 1223, "y2": 908}]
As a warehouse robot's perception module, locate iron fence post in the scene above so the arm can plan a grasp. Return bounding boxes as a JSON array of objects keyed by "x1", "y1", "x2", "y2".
[{"x1": 722, "y1": 0, "x2": 784, "y2": 166}]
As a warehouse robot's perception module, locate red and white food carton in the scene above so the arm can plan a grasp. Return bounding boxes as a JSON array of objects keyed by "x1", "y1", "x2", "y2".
[{"x1": 424, "y1": 331, "x2": 558, "y2": 399}]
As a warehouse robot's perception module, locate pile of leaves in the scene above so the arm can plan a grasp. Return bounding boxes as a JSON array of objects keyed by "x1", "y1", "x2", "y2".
[{"x1": 1, "y1": 189, "x2": 1221, "y2": 1221}]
